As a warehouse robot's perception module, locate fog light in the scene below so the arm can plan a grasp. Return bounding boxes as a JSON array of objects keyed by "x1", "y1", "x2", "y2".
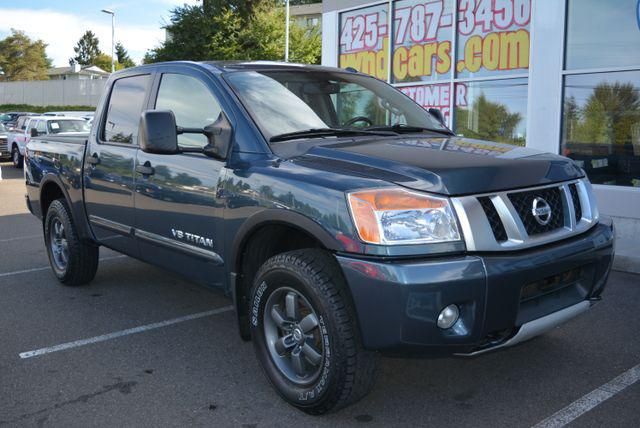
[{"x1": 437, "y1": 304, "x2": 460, "y2": 329}]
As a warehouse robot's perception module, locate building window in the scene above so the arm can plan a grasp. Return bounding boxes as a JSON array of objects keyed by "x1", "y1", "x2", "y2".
[
  {"x1": 391, "y1": 0, "x2": 454, "y2": 83},
  {"x1": 562, "y1": 71, "x2": 640, "y2": 187},
  {"x1": 338, "y1": 3, "x2": 390, "y2": 81},
  {"x1": 456, "y1": 0, "x2": 531, "y2": 79},
  {"x1": 455, "y1": 78, "x2": 528, "y2": 146},
  {"x1": 337, "y1": 0, "x2": 531, "y2": 145},
  {"x1": 565, "y1": 0, "x2": 640, "y2": 70},
  {"x1": 562, "y1": 0, "x2": 640, "y2": 188}
]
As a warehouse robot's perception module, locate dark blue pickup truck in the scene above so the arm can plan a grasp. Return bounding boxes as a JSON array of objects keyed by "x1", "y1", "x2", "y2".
[{"x1": 24, "y1": 61, "x2": 614, "y2": 414}]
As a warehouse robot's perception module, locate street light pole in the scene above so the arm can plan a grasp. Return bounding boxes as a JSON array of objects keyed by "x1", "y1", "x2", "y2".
[
  {"x1": 285, "y1": 0, "x2": 290, "y2": 62},
  {"x1": 101, "y1": 9, "x2": 115, "y2": 73}
]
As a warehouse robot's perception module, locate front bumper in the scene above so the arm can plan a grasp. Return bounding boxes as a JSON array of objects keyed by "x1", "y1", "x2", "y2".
[{"x1": 337, "y1": 218, "x2": 614, "y2": 356}]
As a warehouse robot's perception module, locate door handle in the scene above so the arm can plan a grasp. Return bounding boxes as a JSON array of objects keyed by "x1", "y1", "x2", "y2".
[
  {"x1": 86, "y1": 153, "x2": 100, "y2": 165},
  {"x1": 136, "y1": 163, "x2": 155, "y2": 176}
]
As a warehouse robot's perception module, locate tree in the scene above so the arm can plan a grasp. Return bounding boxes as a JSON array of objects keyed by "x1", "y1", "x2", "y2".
[
  {"x1": 71, "y1": 30, "x2": 101, "y2": 66},
  {"x1": 94, "y1": 53, "x2": 125, "y2": 72},
  {"x1": 115, "y1": 42, "x2": 135, "y2": 68},
  {"x1": 145, "y1": 0, "x2": 321, "y2": 64},
  {"x1": 456, "y1": 93, "x2": 524, "y2": 145},
  {"x1": 0, "y1": 29, "x2": 51, "y2": 81},
  {"x1": 569, "y1": 82, "x2": 640, "y2": 147}
]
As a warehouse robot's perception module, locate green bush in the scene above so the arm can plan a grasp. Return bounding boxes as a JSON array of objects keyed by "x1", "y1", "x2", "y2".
[{"x1": 0, "y1": 104, "x2": 95, "y2": 113}]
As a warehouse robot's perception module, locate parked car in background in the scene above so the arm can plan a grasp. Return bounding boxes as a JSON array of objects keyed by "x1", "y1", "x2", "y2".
[
  {"x1": 0, "y1": 112, "x2": 37, "y2": 130},
  {"x1": 8, "y1": 116, "x2": 90, "y2": 168},
  {"x1": 0, "y1": 123, "x2": 9, "y2": 161},
  {"x1": 42, "y1": 111, "x2": 95, "y2": 121}
]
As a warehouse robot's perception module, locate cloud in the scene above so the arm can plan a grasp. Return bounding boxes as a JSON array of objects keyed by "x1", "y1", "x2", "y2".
[{"x1": 0, "y1": 8, "x2": 167, "y2": 67}]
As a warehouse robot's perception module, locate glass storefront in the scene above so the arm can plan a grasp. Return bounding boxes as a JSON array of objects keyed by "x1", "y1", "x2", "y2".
[
  {"x1": 565, "y1": 0, "x2": 640, "y2": 70},
  {"x1": 455, "y1": 78, "x2": 528, "y2": 146},
  {"x1": 337, "y1": 0, "x2": 531, "y2": 145},
  {"x1": 562, "y1": 0, "x2": 640, "y2": 187},
  {"x1": 562, "y1": 72, "x2": 640, "y2": 187}
]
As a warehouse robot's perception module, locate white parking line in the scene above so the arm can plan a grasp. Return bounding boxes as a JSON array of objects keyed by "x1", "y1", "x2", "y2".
[
  {"x1": 0, "y1": 234, "x2": 42, "y2": 243},
  {"x1": 19, "y1": 305, "x2": 234, "y2": 359},
  {"x1": 0, "y1": 255, "x2": 126, "y2": 278},
  {"x1": 532, "y1": 364, "x2": 640, "y2": 428}
]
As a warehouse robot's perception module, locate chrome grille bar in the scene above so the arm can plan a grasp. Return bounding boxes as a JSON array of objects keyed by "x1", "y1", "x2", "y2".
[{"x1": 451, "y1": 178, "x2": 598, "y2": 252}]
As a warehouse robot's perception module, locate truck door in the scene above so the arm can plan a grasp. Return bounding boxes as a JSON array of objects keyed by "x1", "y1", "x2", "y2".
[
  {"x1": 84, "y1": 73, "x2": 152, "y2": 256},
  {"x1": 133, "y1": 71, "x2": 228, "y2": 287}
]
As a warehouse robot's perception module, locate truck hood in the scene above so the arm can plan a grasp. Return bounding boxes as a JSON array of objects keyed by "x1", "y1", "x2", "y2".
[{"x1": 284, "y1": 136, "x2": 584, "y2": 196}]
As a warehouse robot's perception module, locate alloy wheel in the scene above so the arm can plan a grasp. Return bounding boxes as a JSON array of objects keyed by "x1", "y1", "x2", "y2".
[
  {"x1": 263, "y1": 286, "x2": 325, "y2": 385},
  {"x1": 49, "y1": 217, "x2": 69, "y2": 271}
]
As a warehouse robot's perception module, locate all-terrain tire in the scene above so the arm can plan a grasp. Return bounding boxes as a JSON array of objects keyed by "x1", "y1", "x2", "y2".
[
  {"x1": 44, "y1": 199, "x2": 99, "y2": 285},
  {"x1": 249, "y1": 249, "x2": 377, "y2": 414}
]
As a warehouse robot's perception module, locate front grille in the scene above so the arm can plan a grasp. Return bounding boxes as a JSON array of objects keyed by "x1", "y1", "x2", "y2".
[
  {"x1": 0, "y1": 138, "x2": 7, "y2": 153},
  {"x1": 452, "y1": 180, "x2": 595, "y2": 251},
  {"x1": 569, "y1": 184, "x2": 582, "y2": 221},
  {"x1": 508, "y1": 187, "x2": 564, "y2": 235},
  {"x1": 478, "y1": 196, "x2": 508, "y2": 242}
]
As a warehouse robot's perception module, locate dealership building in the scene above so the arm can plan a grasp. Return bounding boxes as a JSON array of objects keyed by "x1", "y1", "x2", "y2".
[{"x1": 321, "y1": 0, "x2": 640, "y2": 271}]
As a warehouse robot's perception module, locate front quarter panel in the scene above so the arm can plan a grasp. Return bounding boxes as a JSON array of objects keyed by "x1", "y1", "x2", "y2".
[{"x1": 223, "y1": 152, "x2": 369, "y2": 266}]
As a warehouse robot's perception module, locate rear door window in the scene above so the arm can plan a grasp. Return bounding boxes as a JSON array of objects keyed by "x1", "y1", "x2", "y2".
[{"x1": 102, "y1": 74, "x2": 150, "y2": 144}]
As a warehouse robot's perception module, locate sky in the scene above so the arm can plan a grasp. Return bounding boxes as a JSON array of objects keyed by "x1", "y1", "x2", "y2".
[{"x1": 0, "y1": 0, "x2": 200, "y2": 68}]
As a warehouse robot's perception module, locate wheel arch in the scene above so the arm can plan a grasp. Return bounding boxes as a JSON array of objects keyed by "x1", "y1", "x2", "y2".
[
  {"x1": 40, "y1": 176, "x2": 71, "y2": 220},
  {"x1": 231, "y1": 210, "x2": 345, "y2": 341}
]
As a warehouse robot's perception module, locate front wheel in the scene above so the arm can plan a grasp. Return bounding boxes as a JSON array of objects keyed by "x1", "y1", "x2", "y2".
[
  {"x1": 249, "y1": 249, "x2": 377, "y2": 414},
  {"x1": 44, "y1": 199, "x2": 99, "y2": 285},
  {"x1": 12, "y1": 146, "x2": 23, "y2": 168}
]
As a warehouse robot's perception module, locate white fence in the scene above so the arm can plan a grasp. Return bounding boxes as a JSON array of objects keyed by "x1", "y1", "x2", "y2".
[{"x1": 0, "y1": 79, "x2": 107, "y2": 107}]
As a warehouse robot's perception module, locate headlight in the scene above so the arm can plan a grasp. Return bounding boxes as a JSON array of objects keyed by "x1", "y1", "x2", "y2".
[{"x1": 347, "y1": 187, "x2": 461, "y2": 245}]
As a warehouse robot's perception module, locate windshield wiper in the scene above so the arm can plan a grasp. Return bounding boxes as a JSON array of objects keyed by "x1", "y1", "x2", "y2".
[
  {"x1": 368, "y1": 124, "x2": 454, "y2": 136},
  {"x1": 269, "y1": 127, "x2": 395, "y2": 142}
]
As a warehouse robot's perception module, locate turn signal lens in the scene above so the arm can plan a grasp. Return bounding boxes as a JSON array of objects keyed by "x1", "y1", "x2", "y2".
[{"x1": 347, "y1": 188, "x2": 460, "y2": 245}]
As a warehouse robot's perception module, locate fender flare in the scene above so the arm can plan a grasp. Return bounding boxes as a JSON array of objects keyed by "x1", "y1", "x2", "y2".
[
  {"x1": 39, "y1": 174, "x2": 93, "y2": 241},
  {"x1": 230, "y1": 209, "x2": 345, "y2": 273},
  {"x1": 40, "y1": 173, "x2": 73, "y2": 213},
  {"x1": 229, "y1": 209, "x2": 348, "y2": 341}
]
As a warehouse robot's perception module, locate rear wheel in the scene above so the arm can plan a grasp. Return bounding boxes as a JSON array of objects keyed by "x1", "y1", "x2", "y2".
[
  {"x1": 249, "y1": 249, "x2": 377, "y2": 414},
  {"x1": 44, "y1": 199, "x2": 99, "y2": 285},
  {"x1": 12, "y1": 146, "x2": 23, "y2": 168}
]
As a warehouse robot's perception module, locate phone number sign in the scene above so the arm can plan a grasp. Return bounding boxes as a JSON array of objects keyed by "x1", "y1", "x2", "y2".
[{"x1": 339, "y1": 0, "x2": 531, "y2": 81}]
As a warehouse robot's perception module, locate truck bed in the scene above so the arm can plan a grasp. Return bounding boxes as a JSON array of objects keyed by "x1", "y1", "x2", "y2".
[{"x1": 24, "y1": 133, "x2": 90, "y2": 227}]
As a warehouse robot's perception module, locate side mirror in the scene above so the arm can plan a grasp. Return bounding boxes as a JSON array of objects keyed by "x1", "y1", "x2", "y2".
[
  {"x1": 428, "y1": 108, "x2": 446, "y2": 126},
  {"x1": 139, "y1": 110, "x2": 180, "y2": 155},
  {"x1": 202, "y1": 112, "x2": 232, "y2": 160},
  {"x1": 30, "y1": 128, "x2": 39, "y2": 138}
]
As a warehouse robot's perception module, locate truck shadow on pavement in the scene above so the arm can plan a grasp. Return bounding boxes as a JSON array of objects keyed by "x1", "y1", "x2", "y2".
[{"x1": 0, "y1": 162, "x2": 24, "y2": 180}]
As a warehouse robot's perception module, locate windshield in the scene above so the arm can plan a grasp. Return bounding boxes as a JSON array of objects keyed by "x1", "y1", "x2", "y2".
[
  {"x1": 225, "y1": 70, "x2": 448, "y2": 141},
  {"x1": 48, "y1": 119, "x2": 90, "y2": 134}
]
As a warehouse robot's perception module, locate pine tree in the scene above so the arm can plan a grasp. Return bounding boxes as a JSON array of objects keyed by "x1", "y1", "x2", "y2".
[
  {"x1": 115, "y1": 42, "x2": 135, "y2": 68},
  {"x1": 70, "y1": 31, "x2": 101, "y2": 66}
]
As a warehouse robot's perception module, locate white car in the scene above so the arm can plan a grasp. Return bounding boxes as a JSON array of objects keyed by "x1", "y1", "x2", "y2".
[{"x1": 8, "y1": 116, "x2": 90, "y2": 168}]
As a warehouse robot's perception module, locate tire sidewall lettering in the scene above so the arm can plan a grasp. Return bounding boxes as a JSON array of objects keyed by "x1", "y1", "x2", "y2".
[
  {"x1": 298, "y1": 314, "x2": 331, "y2": 402},
  {"x1": 251, "y1": 281, "x2": 268, "y2": 327},
  {"x1": 252, "y1": 276, "x2": 334, "y2": 404}
]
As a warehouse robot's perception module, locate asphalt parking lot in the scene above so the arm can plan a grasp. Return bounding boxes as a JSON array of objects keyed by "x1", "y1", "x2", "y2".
[{"x1": 0, "y1": 161, "x2": 638, "y2": 427}]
